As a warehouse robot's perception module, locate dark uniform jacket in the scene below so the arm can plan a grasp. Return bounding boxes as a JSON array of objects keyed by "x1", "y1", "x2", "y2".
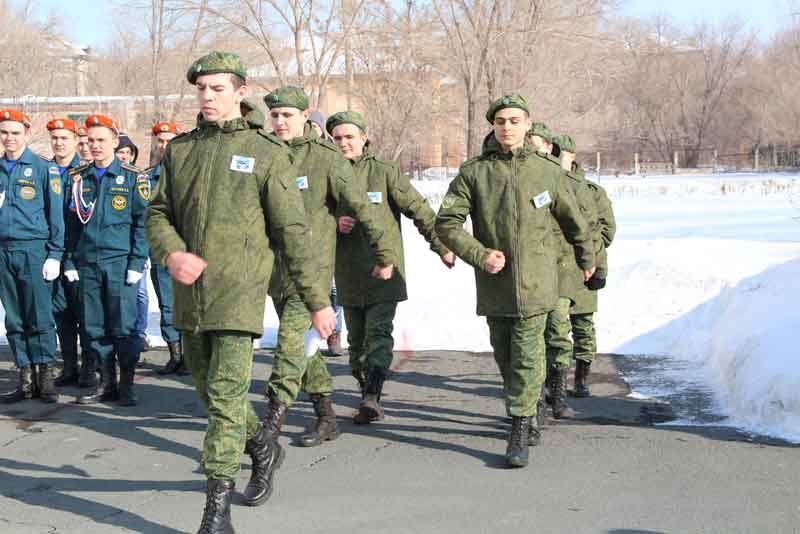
[
  {"x1": 146, "y1": 104, "x2": 328, "y2": 336},
  {"x1": 335, "y1": 143, "x2": 447, "y2": 307},
  {"x1": 63, "y1": 158, "x2": 148, "y2": 271},
  {"x1": 268, "y1": 125, "x2": 396, "y2": 305},
  {"x1": 436, "y1": 140, "x2": 594, "y2": 318},
  {"x1": 0, "y1": 147, "x2": 65, "y2": 259}
]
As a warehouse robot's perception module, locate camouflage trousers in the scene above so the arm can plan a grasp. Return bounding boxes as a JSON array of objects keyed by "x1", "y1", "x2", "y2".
[
  {"x1": 267, "y1": 294, "x2": 333, "y2": 407},
  {"x1": 344, "y1": 302, "x2": 397, "y2": 379},
  {"x1": 570, "y1": 313, "x2": 597, "y2": 363},
  {"x1": 545, "y1": 297, "x2": 573, "y2": 371},
  {"x1": 183, "y1": 330, "x2": 261, "y2": 481},
  {"x1": 487, "y1": 313, "x2": 547, "y2": 418}
]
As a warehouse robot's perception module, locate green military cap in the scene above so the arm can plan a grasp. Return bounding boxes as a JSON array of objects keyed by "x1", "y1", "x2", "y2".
[
  {"x1": 326, "y1": 111, "x2": 367, "y2": 135},
  {"x1": 530, "y1": 122, "x2": 553, "y2": 143},
  {"x1": 264, "y1": 86, "x2": 309, "y2": 111},
  {"x1": 186, "y1": 51, "x2": 247, "y2": 84},
  {"x1": 554, "y1": 134, "x2": 576, "y2": 153},
  {"x1": 485, "y1": 94, "x2": 529, "y2": 123}
]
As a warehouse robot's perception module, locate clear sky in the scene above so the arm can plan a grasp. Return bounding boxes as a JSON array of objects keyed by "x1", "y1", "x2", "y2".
[
  {"x1": 619, "y1": 0, "x2": 790, "y2": 39},
  {"x1": 11, "y1": 0, "x2": 793, "y2": 49}
]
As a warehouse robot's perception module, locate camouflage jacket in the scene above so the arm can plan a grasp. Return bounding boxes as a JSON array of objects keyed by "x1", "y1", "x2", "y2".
[
  {"x1": 268, "y1": 125, "x2": 396, "y2": 305},
  {"x1": 435, "y1": 141, "x2": 594, "y2": 318},
  {"x1": 571, "y1": 177, "x2": 616, "y2": 314},
  {"x1": 335, "y1": 144, "x2": 448, "y2": 307},
  {"x1": 145, "y1": 104, "x2": 328, "y2": 336}
]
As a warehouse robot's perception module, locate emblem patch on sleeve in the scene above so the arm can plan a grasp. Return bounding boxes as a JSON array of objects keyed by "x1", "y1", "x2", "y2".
[{"x1": 137, "y1": 182, "x2": 151, "y2": 201}]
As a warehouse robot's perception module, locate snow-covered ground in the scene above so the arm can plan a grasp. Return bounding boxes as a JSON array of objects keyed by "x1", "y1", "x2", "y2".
[{"x1": 2, "y1": 172, "x2": 799, "y2": 442}]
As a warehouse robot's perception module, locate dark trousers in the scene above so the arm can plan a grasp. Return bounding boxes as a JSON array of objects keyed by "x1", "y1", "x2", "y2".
[
  {"x1": 150, "y1": 259, "x2": 179, "y2": 343},
  {"x1": 52, "y1": 274, "x2": 84, "y2": 359},
  {"x1": 0, "y1": 243, "x2": 57, "y2": 367},
  {"x1": 78, "y1": 258, "x2": 140, "y2": 368}
]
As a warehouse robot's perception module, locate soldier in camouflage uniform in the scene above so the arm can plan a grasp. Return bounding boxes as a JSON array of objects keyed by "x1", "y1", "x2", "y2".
[
  {"x1": 559, "y1": 137, "x2": 617, "y2": 397},
  {"x1": 436, "y1": 95, "x2": 594, "y2": 468},
  {"x1": 262, "y1": 87, "x2": 396, "y2": 448},
  {"x1": 543, "y1": 134, "x2": 600, "y2": 419},
  {"x1": 327, "y1": 110, "x2": 455, "y2": 424},
  {"x1": 529, "y1": 122, "x2": 554, "y2": 155},
  {"x1": 146, "y1": 53, "x2": 335, "y2": 534}
]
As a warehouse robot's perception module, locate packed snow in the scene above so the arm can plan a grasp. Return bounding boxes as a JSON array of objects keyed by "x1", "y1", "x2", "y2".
[{"x1": 1, "y1": 172, "x2": 798, "y2": 442}]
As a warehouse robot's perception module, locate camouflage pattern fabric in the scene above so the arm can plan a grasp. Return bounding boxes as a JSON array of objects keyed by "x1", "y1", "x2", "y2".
[
  {"x1": 186, "y1": 51, "x2": 247, "y2": 84},
  {"x1": 267, "y1": 294, "x2": 333, "y2": 406},
  {"x1": 325, "y1": 111, "x2": 367, "y2": 134},
  {"x1": 183, "y1": 330, "x2": 261, "y2": 481},
  {"x1": 570, "y1": 313, "x2": 597, "y2": 364},
  {"x1": 487, "y1": 313, "x2": 547, "y2": 417},
  {"x1": 485, "y1": 94, "x2": 529, "y2": 123},
  {"x1": 545, "y1": 296, "x2": 573, "y2": 371},
  {"x1": 264, "y1": 86, "x2": 309, "y2": 111},
  {"x1": 343, "y1": 301, "x2": 397, "y2": 378}
]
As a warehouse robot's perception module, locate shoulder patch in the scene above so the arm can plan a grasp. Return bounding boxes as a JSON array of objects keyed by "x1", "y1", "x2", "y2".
[
  {"x1": 68, "y1": 163, "x2": 90, "y2": 176},
  {"x1": 121, "y1": 163, "x2": 142, "y2": 174}
]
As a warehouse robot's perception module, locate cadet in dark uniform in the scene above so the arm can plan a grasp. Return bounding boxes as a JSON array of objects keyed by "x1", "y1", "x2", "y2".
[
  {"x1": 66, "y1": 115, "x2": 149, "y2": 407},
  {"x1": 46, "y1": 118, "x2": 97, "y2": 388},
  {"x1": 146, "y1": 121, "x2": 186, "y2": 375},
  {"x1": 0, "y1": 109, "x2": 65, "y2": 404}
]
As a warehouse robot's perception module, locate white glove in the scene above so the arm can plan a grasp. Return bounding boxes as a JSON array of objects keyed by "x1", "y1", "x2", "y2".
[
  {"x1": 303, "y1": 327, "x2": 324, "y2": 358},
  {"x1": 64, "y1": 270, "x2": 80, "y2": 282},
  {"x1": 126, "y1": 270, "x2": 144, "y2": 285},
  {"x1": 42, "y1": 259, "x2": 61, "y2": 281},
  {"x1": 144, "y1": 257, "x2": 152, "y2": 270}
]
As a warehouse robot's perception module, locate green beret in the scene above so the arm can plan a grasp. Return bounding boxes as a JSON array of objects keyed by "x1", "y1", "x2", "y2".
[
  {"x1": 264, "y1": 86, "x2": 309, "y2": 111},
  {"x1": 530, "y1": 122, "x2": 553, "y2": 143},
  {"x1": 187, "y1": 51, "x2": 247, "y2": 84},
  {"x1": 554, "y1": 134, "x2": 576, "y2": 153},
  {"x1": 326, "y1": 111, "x2": 367, "y2": 135},
  {"x1": 485, "y1": 94, "x2": 529, "y2": 123}
]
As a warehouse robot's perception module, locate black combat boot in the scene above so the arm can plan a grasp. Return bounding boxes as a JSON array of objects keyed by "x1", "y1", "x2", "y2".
[
  {"x1": 54, "y1": 352, "x2": 79, "y2": 387},
  {"x1": 37, "y1": 364, "x2": 59, "y2": 403},
  {"x1": 78, "y1": 352, "x2": 99, "y2": 388},
  {"x1": 354, "y1": 368, "x2": 386, "y2": 424},
  {"x1": 118, "y1": 365, "x2": 138, "y2": 406},
  {"x1": 77, "y1": 358, "x2": 118, "y2": 404},
  {"x1": 299, "y1": 394, "x2": 340, "y2": 447},
  {"x1": 197, "y1": 479, "x2": 235, "y2": 534},
  {"x1": 158, "y1": 341, "x2": 182, "y2": 375},
  {"x1": 505, "y1": 416, "x2": 530, "y2": 468},
  {"x1": 1, "y1": 366, "x2": 35, "y2": 403},
  {"x1": 176, "y1": 340, "x2": 190, "y2": 376},
  {"x1": 351, "y1": 369, "x2": 366, "y2": 398},
  {"x1": 574, "y1": 359, "x2": 591, "y2": 398},
  {"x1": 551, "y1": 367, "x2": 574, "y2": 419},
  {"x1": 261, "y1": 389, "x2": 288, "y2": 441},
  {"x1": 528, "y1": 413, "x2": 542, "y2": 447},
  {"x1": 242, "y1": 423, "x2": 284, "y2": 507}
]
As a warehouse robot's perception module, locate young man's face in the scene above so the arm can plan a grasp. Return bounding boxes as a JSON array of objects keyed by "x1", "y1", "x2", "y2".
[
  {"x1": 115, "y1": 146, "x2": 133, "y2": 163},
  {"x1": 50, "y1": 129, "x2": 78, "y2": 161},
  {"x1": 153, "y1": 132, "x2": 176, "y2": 162},
  {"x1": 530, "y1": 135, "x2": 547, "y2": 152},
  {"x1": 0, "y1": 121, "x2": 29, "y2": 157},
  {"x1": 88, "y1": 126, "x2": 119, "y2": 166},
  {"x1": 78, "y1": 136, "x2": 92, "y2": 161},
  {"x1": 560, "y1": 150, "x2": 576, "y2": 171},
  {"x1": 195, "y1": 73, "x2": 247, "y2": 123},
  {"x1": 331, "y1": 123, "x2": 367, "y2": 160},
  {"x1": 269, "y1": 107, "x2": 309, "y2": 141},
  {"x1": 492, "y1": 108, "x2": 531, "y2": 152}
]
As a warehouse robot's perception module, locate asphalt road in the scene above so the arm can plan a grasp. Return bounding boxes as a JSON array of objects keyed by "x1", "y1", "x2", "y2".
[{"x1": 1, "y1": 348, "x2": 798, "y2": 534}]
